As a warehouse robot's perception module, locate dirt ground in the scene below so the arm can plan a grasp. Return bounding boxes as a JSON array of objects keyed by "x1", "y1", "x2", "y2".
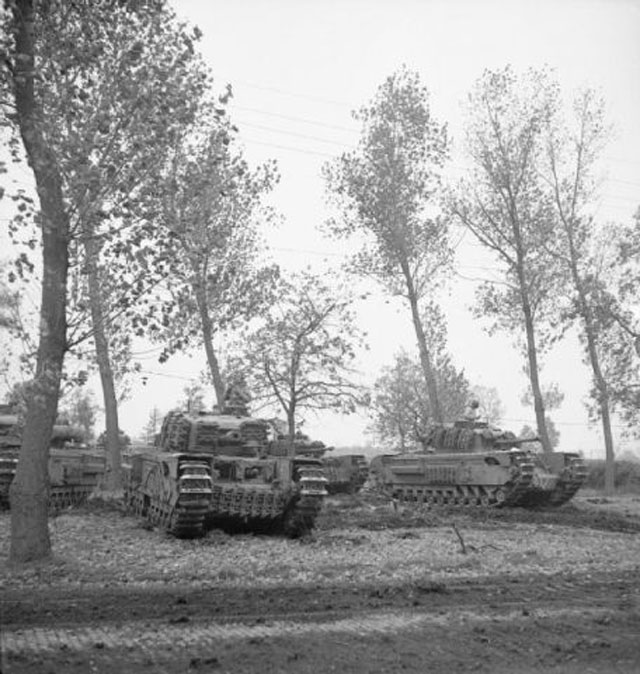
[{"x1": 1, "y1": 492, "x2": 640, "y2": 673}]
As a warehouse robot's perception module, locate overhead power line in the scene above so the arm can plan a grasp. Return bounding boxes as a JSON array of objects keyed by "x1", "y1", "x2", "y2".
[
  {"x1": 232, "y1": 104, "x2": 358, "y2": 132},
  {"x1": 236, "y1": 120, "x2": 352, "y2": 147},
  {"x1": 243, "y1": 137, "x2": 336, "y2": 159}
]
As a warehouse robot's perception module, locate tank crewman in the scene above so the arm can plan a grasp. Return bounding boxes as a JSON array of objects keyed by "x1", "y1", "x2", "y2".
[{"x1": 464, "y1": 399, "x2": 481, "y2": 422}]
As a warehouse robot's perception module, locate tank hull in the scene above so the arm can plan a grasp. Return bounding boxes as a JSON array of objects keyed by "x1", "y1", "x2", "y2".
[
  {"x1": 369, "y1": 448, "x2": 587, "y2": 508},
  {"x1": 322, "y1": 454, "x2": 369, "y2": 494},
  {"x1": 0, "y1": 410, "x2": 103, "y2": 509}
]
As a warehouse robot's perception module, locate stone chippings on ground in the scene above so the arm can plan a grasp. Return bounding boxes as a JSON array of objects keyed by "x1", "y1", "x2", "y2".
[
  {"x1": 1, "y1": 495, "x2": 640, "y2": 591},
  {"x1": 1, "y1": 493, "x2": 639, "y2": 673}
]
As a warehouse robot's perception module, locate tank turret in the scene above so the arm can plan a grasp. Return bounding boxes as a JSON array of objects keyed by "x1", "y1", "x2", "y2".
[{"x1": 424, "y1": 419, "x2": 539, "y2": 453}]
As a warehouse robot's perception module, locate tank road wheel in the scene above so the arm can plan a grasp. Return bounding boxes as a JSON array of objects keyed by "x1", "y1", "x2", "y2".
[
  {"x1": 480, "y1": 494, "x2": 490, "y2": 507},
  {"x1": 494, "y1": 489, "x2": 506, "y2": 506}
]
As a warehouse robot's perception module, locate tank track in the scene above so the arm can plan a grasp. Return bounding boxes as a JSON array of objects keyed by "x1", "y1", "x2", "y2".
[
  {"x1": 375, "y1": 454, "x2": 539, "y2": 508},
  {"x1": 0, "y1": 454, "x2": 18, "y2": 508},
  {"x1": 375, "y1": 452, "x2": 588, "y2": 510},
  {"x1": 126, "y1": 458, "x2": 212, "y2": 538},
  {"x1": 279, "y1": 464, "x2": 328, "y2": 537},
  {"x1": 49, "y1": 486, "x2": 97, "y2": 510},
  {"x1": 546, "y1": 455, "x2": 589, "y2": 506},
  {"x1": 206, "y1": 466, "x2": 327, "y2": 537},
  {"x1": 128, "y1": 489, "x2": 211, "y2": 538}
]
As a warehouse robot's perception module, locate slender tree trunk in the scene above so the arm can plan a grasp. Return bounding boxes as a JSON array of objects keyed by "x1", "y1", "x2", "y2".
[
  {"x1": 286, "y1": 403, "x2": 296, "y2": 458},
  {"x1": 194, "y1": 283, "x2": 225, "y2": 406},
  {"x1": 519, "y1": 278, "x2": 553, "y2": 454},
  {"x1": 570, "y1": 262, "x2": 615, "y2": 494},
  {"x1": 85, "y1": 236, "x2": 122, "y2": 492},
  {"x1": 9, "y1": 0, "x2": 70, "y2": 563},
  {"x1": 403, "y1": 272, "x2": 443, "y2": 423}
]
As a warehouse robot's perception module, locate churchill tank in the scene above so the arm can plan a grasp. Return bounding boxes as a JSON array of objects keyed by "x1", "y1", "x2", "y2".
[
  {"x1": 265, "y1": 425, "x2": 368, "y2": 494},
  {"x1": 0, "y1": 404, "x2": 104, "y2": 509},
  {"x1": 124, "y1": 408, "x2": 328, "y2": 538},
  {"x1": 368, "y1": 418, "x2": 587, "y2": 508}
]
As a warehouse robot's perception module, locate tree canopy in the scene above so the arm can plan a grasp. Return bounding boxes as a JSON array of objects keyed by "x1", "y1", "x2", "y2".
[
  {"x1": 324, "y1": 66, "x2": 452, "y2": 422},
  {"x1": 228, "y1": 270, "x2": 369, "y2": 439}
]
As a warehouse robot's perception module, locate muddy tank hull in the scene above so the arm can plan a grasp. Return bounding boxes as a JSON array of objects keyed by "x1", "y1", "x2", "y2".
[
  {"x1": 322, "y1": 455, "x2": 369, "y2": 495},
  {"x1": 124, "y1": 452, "x2": 327, "y2": 538},
  {"x1": 125, "y1": 408, "x2": 328, "y2": 538},
  {"x1": 368, "y1": 448, "x2": 587, "y2": 508},
  {"x1": 1, "y1": 408, "x2": 104, "y2": 511}
]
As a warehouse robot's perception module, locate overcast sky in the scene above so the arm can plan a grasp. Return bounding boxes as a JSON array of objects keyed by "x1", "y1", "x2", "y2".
[
  {"x1": 125, "y1": 0, "x2": 637, "y2": 455},
  {"x1": 2, "y1": 0, "x2": 640, "y2": 454}
]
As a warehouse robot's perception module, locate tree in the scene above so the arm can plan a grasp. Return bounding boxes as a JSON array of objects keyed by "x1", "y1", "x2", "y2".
[
  {"x1": 583, "y1": 208, "x2": 640, "y2": 436},
  {"x1": 450, "y1": 66, "x2": 565, "y2": 454},
  {"x1": 369, "y1": 309, "x2": 470, "y2": 451},
  {"x1": 324, "y1": 66, "x2": 452, "y2": 423},
  {"x1": 142, "y1": 406, "x2": 163, "y2": 445},
  {"x1": 21, "y1": 1, "x2": 214, "y2": 493},
  {"x1": 150, "y1": 109, "x2": 280, "y2": 406},
  {"x1": 2, "y1": 0, "x2": 71, "y2": 562},
  {"x1": 179, "y1": 383, "x2": 206, "y2": 414},
  {"x1": 470, "y1": 385, "x2": 505, "y2": 425},
  {"x1": 58, "y1": 387, "x2": 98, "y2": 441},
  {"x1": 0, "y1": 265, "x2": 33, "y2": 396},
  {"x1": 228, "y1": 270, "x2": 368, "y2": 444},
  {"x1": 541, "y1": 87, "x2": 622, "y2": 493},
  {"x1": 519, "y1": 416, "x2": 560, "y2": 450},
  {"x1": 0, "y1": 267, "x2": 19, "y2": 330}
]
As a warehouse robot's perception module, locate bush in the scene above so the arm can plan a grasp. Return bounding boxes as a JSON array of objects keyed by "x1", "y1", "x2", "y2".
[{"x1": 583, "y1": 460, "x2": 640, "y2": 493}]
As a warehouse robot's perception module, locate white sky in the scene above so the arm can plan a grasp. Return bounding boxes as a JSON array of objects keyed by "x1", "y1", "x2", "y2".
[{"x1": 2, "y1": 0, "x2": 640, "y2": 455}]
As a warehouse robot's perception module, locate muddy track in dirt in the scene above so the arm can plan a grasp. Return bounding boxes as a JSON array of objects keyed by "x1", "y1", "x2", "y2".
[
  {"x1": 3, "y1": 496, "x2": 640, "y2": 672},
  {"x1": 3, "y1": 569, "x2": 639, "y2": 674},
  {"x1": 3, "y1": 569, "x2": 638, "y2": 628}
]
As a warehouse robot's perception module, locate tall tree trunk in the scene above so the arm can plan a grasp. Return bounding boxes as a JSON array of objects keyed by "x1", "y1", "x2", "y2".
[
  {"x1": 570, "y1": 260, "x2": 615, "y2": 494},
  {"x1": 85, "y1": 236, "x2": 122, "y2": 492},
  {"x1": 195, "y1": 283, "x2": 225, "y2": 406},
  {"x1": 286, "y1": 402, "x2": 296, "y2": 458},
  {"x1": 402, "y1": 266, "x2": 443, "y2": 423},
  {"x1": 9, "y1": 0, "x2": 70, "y2": 563},
  {"x1": 518, "y1": 277, "x2": 553, "y2": 454}
]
